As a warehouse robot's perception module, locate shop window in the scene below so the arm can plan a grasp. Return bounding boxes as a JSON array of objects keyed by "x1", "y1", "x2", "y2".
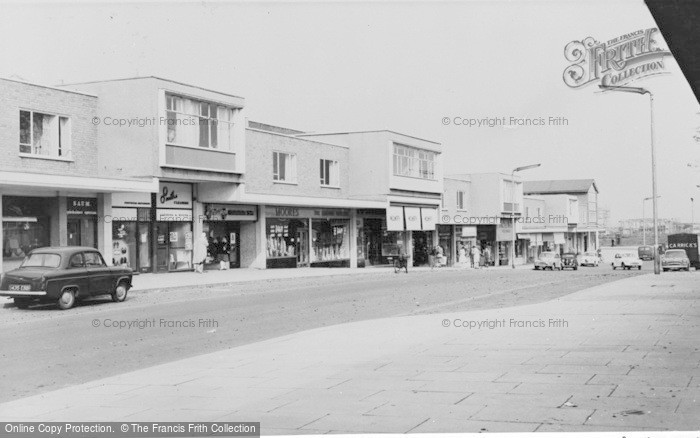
[
  {"x1": 319, "y1": 159, "x2": 339, "y2": 187},
  {"x1": 273, "y1": 151, "x2": 297, "y2": 183},
  {"x1": 19, "y1": 110, "x2": 71, "y2": 158},
  {"x1": 312, "y1": 219, "x2": 349, "y2": 263},
  {"x1": 165, "y1": 94, "x2": 236, "y2": 151}
]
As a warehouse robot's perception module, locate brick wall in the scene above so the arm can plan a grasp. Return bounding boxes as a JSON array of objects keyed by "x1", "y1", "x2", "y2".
[
  {"x1": 0, "y1": 78, "x2": 98, "y2": 177},
  {"x1": 245, "y1": 129, "x2": 350, "y2": 199}
]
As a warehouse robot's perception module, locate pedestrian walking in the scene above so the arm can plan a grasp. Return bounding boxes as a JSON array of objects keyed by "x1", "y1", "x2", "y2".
[
  {"x1": 429, "y1": 246, "x2": 437, "y2": 269},
  {"x1": 483, "y1": 246, "x2": 491, "y2": 268},
  {"x1": 194, "y1": 232, "x2": 208, "y2": 274},
  {"x1": 469, "y1": 244, "x2": 475, "y2": 268}
]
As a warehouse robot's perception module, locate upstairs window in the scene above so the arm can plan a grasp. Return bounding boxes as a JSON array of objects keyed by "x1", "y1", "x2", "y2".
[
  {"x1": 19, "y1": 110, "x2": 71, "y2": 158},
  {"x1": 273, "y1": 151, "x2": 297, "y2": 183},
  {"x1": 165, "y1": 94, "x2": 236, "y2": 151},
  {"x1": 320, "y1": 159, "x2": 339, "y2": 187},
  {"x1": 456, "y1": 191, "x2": 465, "y2": 210},
  {"x1": 393, "y1": 144, "x2": 436, "y2": 180}
]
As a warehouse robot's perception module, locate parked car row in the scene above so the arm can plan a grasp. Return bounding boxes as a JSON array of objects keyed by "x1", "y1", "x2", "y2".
[{"x1": 0, "y1": 246, "x2": 133, "y2": 310}]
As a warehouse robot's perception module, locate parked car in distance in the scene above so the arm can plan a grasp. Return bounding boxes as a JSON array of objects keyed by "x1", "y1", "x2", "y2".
[
  {"x1": 638, "y1": 245, "x2": 654, "y2": 261},
  {"x1": 611, "y1": 252, "x2": 642, "y2": 270},
  {"x1": 534, "y1": 252, "x2": 562, "y2": 270},
  {"x1": 579, "y1": 252, "x2": 599, "y2": 267},
  {"x1": 661, "y1": 249, "x2": 691, "y2": 272},
  {"x1": 561, "y1": 253, "x2": 579, "y2": 270},
  {"x1": 0, "y1": 247, "x2": 133, "y2": 310}
]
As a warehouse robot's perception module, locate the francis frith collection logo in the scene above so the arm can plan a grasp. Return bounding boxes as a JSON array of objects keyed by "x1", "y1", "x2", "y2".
[{"x1": 563, "y1": 28, "x2": 671, "y2": 88}]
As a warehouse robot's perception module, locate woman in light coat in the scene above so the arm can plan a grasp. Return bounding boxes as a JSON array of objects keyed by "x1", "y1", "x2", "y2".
[{"x1": 193, "y1": 232, "x2": 208, "y2": 273}]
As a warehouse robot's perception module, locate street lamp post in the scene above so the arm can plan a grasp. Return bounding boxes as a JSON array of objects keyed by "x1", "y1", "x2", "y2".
[
  {"x1": 511, "y1": 163, "x2": 541, "y2": 269},
  {"x1": 642, "y1": 195, "x2": 660, "y2": 246},
  {"x1": 600, "y1": 84, "x2": 660, "y2": 274}
]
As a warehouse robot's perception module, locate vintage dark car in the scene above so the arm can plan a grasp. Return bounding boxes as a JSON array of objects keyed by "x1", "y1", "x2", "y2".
[
  {"x1": 0, "y1": 247, "x2": 132, "y2": 310},
  {"x1": 560, "y1": 253, "x2": 579, "y2": 270}
]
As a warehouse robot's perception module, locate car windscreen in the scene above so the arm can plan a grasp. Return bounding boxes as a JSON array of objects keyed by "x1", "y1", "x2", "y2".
[
  {"x1": 665, "y1": 250, "x2": 686, "y2": 257},
  {"x1": 540, "y1": 253, "x2": 554, "y2": 257},
  {"x1": 20, "y1": 253, "x2": 61, "y2": 268},
  {"x1": 584, "y1": 252, "x2": 596, "y2": 256}
]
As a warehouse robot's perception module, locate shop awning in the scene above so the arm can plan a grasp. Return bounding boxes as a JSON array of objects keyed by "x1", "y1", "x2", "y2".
[
  {"x1": 386, "y1": 206, "x2": 405, "y2": 231},
  {"x1": 404, "y1": 207, "x2": 422, "y2": 231},
  {"x1": 420, "y1": 208, "x2": 438, "y2": 231},
  {"x1": 554, "y1": 232, "x2": 566, "y2": 244}
]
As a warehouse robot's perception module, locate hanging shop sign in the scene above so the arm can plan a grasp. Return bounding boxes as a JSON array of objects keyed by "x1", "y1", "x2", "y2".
[
  {"x1": 386, "y1": 206, "x2": 405, "y2": 231},
  {"x1": 67, "y1": 197, "x2": 97, "y2": 215},
  {"x1": 205, "y1": 204, "x2": 257, "y2": 221},
  {"x1": 420, "y1": 208, "x2": 438, "y2": 231}
]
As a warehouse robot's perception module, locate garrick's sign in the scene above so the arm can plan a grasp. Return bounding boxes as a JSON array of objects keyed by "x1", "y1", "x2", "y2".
[{"x1": 563, "y1": 28, "x2": 671, "y2": 88}]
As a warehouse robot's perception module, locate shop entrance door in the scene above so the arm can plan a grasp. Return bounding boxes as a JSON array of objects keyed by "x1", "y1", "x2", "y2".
[
  {"x1": 364, "y1": 218, "x2": 383, "y2": 266},
  {"x1": 67, "y1": 217, "x2": 96, "y2": 248},
  {"x1": 412, "y1": 231, "x2": 432, "y2": 267},
  {"x1": 296, "y1": 229, "x2": 309, "y2": 267}
]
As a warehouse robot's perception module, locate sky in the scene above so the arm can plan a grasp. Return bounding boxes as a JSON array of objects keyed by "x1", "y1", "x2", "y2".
[{"x1": 1, "y1": 0, "x2": 699, "y2": 225}]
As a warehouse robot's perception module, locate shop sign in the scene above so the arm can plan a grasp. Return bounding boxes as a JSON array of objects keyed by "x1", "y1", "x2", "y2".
[
  {"x1": 157, "y1": 182, "x2": 192, "y2": 209},
  {"x1": 265, "y1": 206, "x2": 350, "y2": 219},
  {"x1": 386, "y1": 206, "x2": 404, "y2": 231},
  {"x1": 111, "y1": 207, "x2": 138, "y2": 222},
  {"x1": 420, "y1": 208, "x2": 438, "y2": 231},
  {"x1": 461, "y1": 226, "x2": 477, "y2": 237},
  {"x1": 112, "y1": 192, "x2": 152, "y2": 208},
  {"x1": 404, "y1": 207, "x2": 422, "y2": 231},
  {"x1": 205, "y1": 204, "x2": 257, "y2": 221},
  {"x1": 156, "y1": 209, "x2": 193, "y2": 222},
  {"x1": 67, "y1": 197, "x2": 97, "y2": 215},
  {"x1": 496, "y1": 224, "x2": 513, "y2": 242},
  {"x1": 356, "y1": 209, "x2": 385, "y2": 217}
]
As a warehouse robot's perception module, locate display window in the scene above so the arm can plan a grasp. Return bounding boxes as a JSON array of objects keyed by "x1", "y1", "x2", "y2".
[
  {"x1": 2, "y1": 196, "x2": 52, "y2": 272},
  {"x1": 204, "y1": 221, "x2": 240, "y2": 269},
  {"x1": 155, "y1": 221, "x2": 193, "y2": 272},
  {"x1": 266, "y1": 218, "x2": 308, "y2": 268},
  {"x1": 311, "y1": 219, "x2": 350, "y2": 264}
]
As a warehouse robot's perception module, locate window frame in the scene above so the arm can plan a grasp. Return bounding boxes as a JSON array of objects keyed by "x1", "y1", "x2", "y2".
[
  {"x1": 392, "y1": 144, "x2": 436, "y2": 180},
  {"x1": 19, "y1": 109, "x2": 72, "y2": 159},
  {"x1": 164, "y1": 93, "x2": 236, "y2": 151},
  {"x1": 456, "y1": 191, "x2": 465, "y2": 210},
  {"x1": 319, "y1": 159, "x2": 340, "y2": 188},
  {"x1": 273, "y1": 151, "x2": 298, "y2": 184}
]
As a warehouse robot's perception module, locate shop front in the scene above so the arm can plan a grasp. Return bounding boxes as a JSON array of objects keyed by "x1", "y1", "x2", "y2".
[
  {"x1": 202, "y1": 204, "x2": 257, "y2": 269},
  {"x1": 266, "y1": 206, "x2": 351, "y2": 269},
  {"x1": 111, "y1": 192, "x2": 153, "y2": 273},
  {"x1": 2, "y1": 195, "x2": 53, "y2": 272},
  {"x1": 437, "y1": 225, "x2": 454, "y2": 266},
  {"x1": 154, "y1": 182, "x2": 194, "y2": 272},
  {"x1": 456, "y1": 225, "x2": 477, "y2": 265},
  {"x1": 66, "y1": 197, "x2": 98, "y2": 248}
]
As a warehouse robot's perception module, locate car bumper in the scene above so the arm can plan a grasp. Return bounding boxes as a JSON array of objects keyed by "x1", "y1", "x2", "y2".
[{"x1": 0, "y1": 290, "x2": 47, "y2": 297}]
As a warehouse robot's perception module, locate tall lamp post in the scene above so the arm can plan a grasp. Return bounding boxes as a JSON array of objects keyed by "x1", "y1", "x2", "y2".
[
  {"x1": 511, "y1": 163, "x2": 541, "y2": 269},
  {"x1": 642, "y1": 195, "x2": 660, "y2": 246},
  {"x1": 600, "y1": 84, "x2": 660, "y2": 274}
]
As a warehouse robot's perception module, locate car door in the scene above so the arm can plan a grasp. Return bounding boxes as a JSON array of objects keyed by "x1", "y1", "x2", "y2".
[
  {"x1": 66, "y1": 253, "x2": 90, "y2": 294},
  {"x1": 84, "y1": 251, "x2": 113, "y2": 295}
]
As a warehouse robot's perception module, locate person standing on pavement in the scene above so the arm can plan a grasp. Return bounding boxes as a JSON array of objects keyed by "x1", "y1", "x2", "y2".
[
  {"x1": 472, "y1": 245, "x2": 481, "y2": 269},
  {"x1": 483, "y1": 246, "x2": 491, "y2": 268},
  {"x1": 469, "y1": 244, "x2": 475, "y2": 268},
  {"x1": 194, "y1": 232, "x2": 208, "y2": 274},
  {"x1": 458, "y1": 244, "x2": 466, "y2": 265}
]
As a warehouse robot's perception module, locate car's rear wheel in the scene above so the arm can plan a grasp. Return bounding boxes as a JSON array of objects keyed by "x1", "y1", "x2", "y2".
[
  {"x1": 112, "y1": 282, "x2": 129, "y2": 303},
  {"x1": 57, "y1": 289, "x2": 76, "y2": 310},
  {"x1": 14, "y1": 298, "x2": 31, "y2": 309}
]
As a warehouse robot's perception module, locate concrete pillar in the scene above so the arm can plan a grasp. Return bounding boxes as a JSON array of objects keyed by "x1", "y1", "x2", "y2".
[
  {"x1": 349, "y1": 209, "x2": 358, "y2": 268},
  {"x1": 192, "y1": 200, "x2": 204, "y2": 244},
  {"x1": 57, "y1": 197, "x2": 67, "y2": 247},
  {"x1": 97, "y1": 193, "x2": 112, "y2": 264},
  {"x1": 240, "y1": 204, "x2": 266, "y2": 269}
]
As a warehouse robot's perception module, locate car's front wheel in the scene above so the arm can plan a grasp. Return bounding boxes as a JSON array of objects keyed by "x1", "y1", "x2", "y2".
[
  {"x1": 57, "y1": 289, "x2": 76, "y2": 310},
  {"x1": 112, "y1": 282, "x2": 129, "y2": 303}
]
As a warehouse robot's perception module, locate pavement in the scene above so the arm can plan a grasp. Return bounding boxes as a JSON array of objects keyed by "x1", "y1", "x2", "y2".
[
  {"x1": 131, "y1": 263, "x2": 531, "y2": 292},
  {"x1": 1, "y1": 272, "x2": 698, "y2": 434}
]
